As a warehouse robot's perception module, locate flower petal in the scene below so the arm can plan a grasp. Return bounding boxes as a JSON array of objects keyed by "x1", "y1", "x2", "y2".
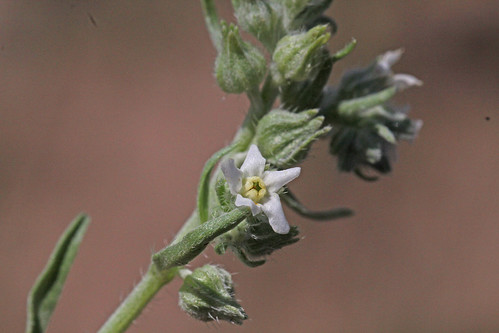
[
  {"x1": 221, "y1": 159, "x2": 242, "y2": 194},
  {"x1": 235, "y1": 194, "x2": 262, "y2": 216},
  {"x1": 263, "y1": 167, "x2": 301, "y2": 193},
  {"x1": 392, "y1": 74, "x2": 422, "y2": 91},
  {"x1": 377, "y1": 49, "x2": 403, "y2": 72},
  {"x1": 240, "y1": 144, "x2": 266, "y2": 177},
  {"x1": 261, "y1": 193, "x2": 290, "y2": 234}
]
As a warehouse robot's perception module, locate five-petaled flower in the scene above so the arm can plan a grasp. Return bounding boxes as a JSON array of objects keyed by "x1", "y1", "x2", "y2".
[{"x1": 221, "y1": 144, "x2": 301, "y2": 234}]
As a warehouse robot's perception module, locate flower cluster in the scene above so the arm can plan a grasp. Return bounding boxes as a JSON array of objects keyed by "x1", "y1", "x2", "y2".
[
  {"x1": 177, "y1": 0, "x2": 423, "y2": 324},
  {"x1": 27, "y1": 1, "x2": 424, "y2": 330},
  {"x1": 318, "y1": 50, "x2": 422, "y2": 179}
]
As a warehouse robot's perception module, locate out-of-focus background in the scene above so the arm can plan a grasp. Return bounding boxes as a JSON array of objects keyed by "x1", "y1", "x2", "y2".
[{"x1": 1, "y1": 1, "x2": 498, "y2": 332}]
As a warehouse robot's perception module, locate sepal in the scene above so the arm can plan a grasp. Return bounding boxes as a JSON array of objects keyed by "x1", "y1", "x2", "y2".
[
  {"x1": 254, "y1": 109, "x2": 331, "y2": 168},
  {"x1": 271, "y1": 25, "x2": 330, "y2": 84},
  {"x1": 215, "y1": 22, "x2": 266, "y2": 94}
]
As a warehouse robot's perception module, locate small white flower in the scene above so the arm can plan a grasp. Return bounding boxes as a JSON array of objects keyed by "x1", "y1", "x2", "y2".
[
  {"x1": 377, "y1": 49, "x2": 423, "y2": 92},
  {"x1": 221, "y1": 144, "x2": 301, "y2": 234},
  {"x1": 392, "y1": 73, "x2": 423, "y2": 91},
  {"x1": 377, "y1": 49, "x2": 404, "y2": 72}
]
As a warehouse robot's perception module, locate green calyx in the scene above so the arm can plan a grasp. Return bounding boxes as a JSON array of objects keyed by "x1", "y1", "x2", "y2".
[
  {"x1": 215, "y1": 22, "x2": 266, "y2": 94},
  {"x1": 254, "y1": 109, "x2": 331, "y2": 168},
  {"x1": 271, "y1": 25, "x2": 330, "y2": 84},
  {"x1": 178, "y1": 265, "x2": 247, "y2": 324}
]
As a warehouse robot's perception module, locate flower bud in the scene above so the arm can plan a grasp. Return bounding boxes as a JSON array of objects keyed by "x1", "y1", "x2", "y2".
[
  {"x1": 215, "y1": 22, "x2": 266, "y2": 94},
  {"x1": 254, "y1": 109, "x2": 331, "y2": 168},
  {"x1": 271, "y1": 25, "x2": 330, "y2": 84},
  {"x1": 178, "y1": 265, "x2": 247, "y2": 324},
  {"x1": 232, "y1": 0, "x2": 284, "y2": 51}
]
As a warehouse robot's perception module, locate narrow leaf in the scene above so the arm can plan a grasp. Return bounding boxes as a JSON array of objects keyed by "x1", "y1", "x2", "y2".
[
  {"x1": 26, "y1": 214, "x2": 90, "y2": 333},
  {"x1": 281, "y1": 189, "x2": 353, "y2": 221},
  {"x1": 332, "y1": 38, "x2": 357, "y2": 62},
  {"x1": 201, "y1": 0, "x2": 222, "y2": 52},
  {"x1": 153, "y1": 207, "x2": 250, "y2": 271},
  {"x1": 197, "y1": 143, "x2": 239, "y2": 223},
  {"x1": 338, "y1": 86, "x2": 397, "y2": 116}
]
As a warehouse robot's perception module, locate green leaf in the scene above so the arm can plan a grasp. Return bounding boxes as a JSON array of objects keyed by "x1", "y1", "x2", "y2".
[
  {"x1": 332, "y1": 38, "x2": 357, "y2": 62},
  {"x1": 201, "y1": 0, "x2": 222, "y2": 52},
  {"x1": 153, "y1": 207, "x2": 251, "y2": 271},
  {"x1": 281, "y1": 189, "x2": 353, "y2": 221},
  {"x1": 255, "y1": 109, "x2": 331, "y2": 168},
  {"x1": 338, "y1": 86, "x2": 397, "y2": 117},
  {"x1": 197, "y1": 143, "x2": 240, "y2": 223},
  {"x1": 26, "y1": 214, "x2": 90, "y2": 333}
]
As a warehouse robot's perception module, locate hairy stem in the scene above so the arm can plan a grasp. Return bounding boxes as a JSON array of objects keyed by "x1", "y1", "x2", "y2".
[
  {"x1": 97, "y1": 208, "x2": 250, "y2": 332},
  {"x1": 97, "y1": 264, "x2": 177, "y2": 333}
]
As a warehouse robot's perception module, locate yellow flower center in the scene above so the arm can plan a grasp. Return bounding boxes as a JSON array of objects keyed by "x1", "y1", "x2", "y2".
[{"x1": 241, "y1": 176, "x2": 267, "y2": 203}]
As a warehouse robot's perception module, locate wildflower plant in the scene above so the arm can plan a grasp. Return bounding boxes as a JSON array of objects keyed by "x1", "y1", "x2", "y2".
[{"x1": 26, "y1": 1, "x2": 422, "y2": 332}]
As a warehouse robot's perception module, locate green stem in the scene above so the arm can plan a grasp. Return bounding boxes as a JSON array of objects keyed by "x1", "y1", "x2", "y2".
[
  {"x1": 98, "y1": 11, "x2": 275, "y2": 328},
  {"x1": 97, "y1": 264, "x2": 177, "y2": 333},
  {"x1": 97, "y1": 207, "x2": 250, "y2": 332},
  {"x1": 238, "y1": 86, "x2": 264, "y2": 133},
  {"x1": 261, "y1": 74, "x2": 279, "y2": 111},
  {"x1": 234, "y1": 80, "x2": 276, "y2": 145}
]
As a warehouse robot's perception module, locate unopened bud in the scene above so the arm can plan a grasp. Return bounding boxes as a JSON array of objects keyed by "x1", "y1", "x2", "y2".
[
  {"x1": 215, "y1": 22, "x2": 266, "y2": 94},
  {"x1": 178, "y1": 264, "x2": 247, "y2": 324},
  {"x1": 271, "y1": 25, "x2": 330, "y2": 84},
  {"x1": 255, "y1": 109, "x2": 331, "y2": 168}
]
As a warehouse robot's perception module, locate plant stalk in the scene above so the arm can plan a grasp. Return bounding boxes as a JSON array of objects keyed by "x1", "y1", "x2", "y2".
[{"x1": 97, "y1": 264, "x2": 177, "y2": 333}]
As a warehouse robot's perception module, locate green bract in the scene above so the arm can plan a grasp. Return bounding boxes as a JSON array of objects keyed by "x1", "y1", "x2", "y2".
[
  {"x1": 178, "y1": 265, "x2": 247, "y2": 324},
  {"x1": 271, "y1": 25, "x2": 330, "y2": 84},
  {"x1": 215, "y1": 22, "x2": 266, "y2": 94},
  {"x1": 254, "y1": 109, "x2": 331, "y2": 168}
]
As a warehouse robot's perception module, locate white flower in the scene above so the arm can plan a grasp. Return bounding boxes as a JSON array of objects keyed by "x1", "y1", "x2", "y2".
[
  {"x1": 377, "y1": 49, "x2": 403, "y2": 72},
  {"x1": 392, "y1": 73, "x2": 423, "y2": 91},
  {"x1": 376, "y1": 49, "x2": 422, "y2": 92},
  {"x1": 221, "y1": 144, "x2": 301, "y2": 234}
]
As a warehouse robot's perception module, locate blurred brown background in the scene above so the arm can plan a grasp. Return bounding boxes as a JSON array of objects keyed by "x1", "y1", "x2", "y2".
[{"x1": 1, "y1": 1, "x2": 498, "y2": 332}]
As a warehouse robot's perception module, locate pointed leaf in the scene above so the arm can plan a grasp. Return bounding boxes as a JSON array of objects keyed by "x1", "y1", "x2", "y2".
[
  {"x1": 26, "y1": 214, "x2": 90, "y2": 333},
  {"x1": 197, "y1": 143, "x2": 239, "y2": 223},
  {"x1": 281, "y1": 189, "x2": 353, "y2": 221}
]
